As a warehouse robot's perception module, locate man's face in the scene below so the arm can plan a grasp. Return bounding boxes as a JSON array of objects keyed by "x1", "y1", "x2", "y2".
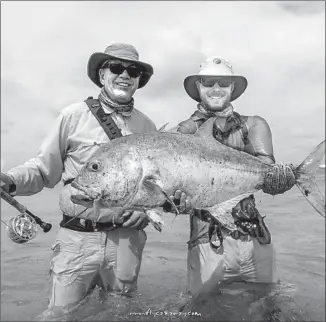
[
  {"x1": 99, "y1": 59, "x2": 142, "y2": 103},
  {"x1": 196, "y1": 77, "x2": 234, "y2": 111}
]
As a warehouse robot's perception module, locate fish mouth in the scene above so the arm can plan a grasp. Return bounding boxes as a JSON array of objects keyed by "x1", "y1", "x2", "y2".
[
  {"x1": 71, "y1": 180, "x2": 102, "y2": 200},
  {"x1": 70, "y1": 194, "x2": 94, "y2": 207}
]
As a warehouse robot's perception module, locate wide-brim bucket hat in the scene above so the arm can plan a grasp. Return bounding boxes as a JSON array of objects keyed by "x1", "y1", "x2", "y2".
[
  {"x1": 184, "y1": 57, "x2": 248, "y2": 102},
  {"x1": 87, "y1": 43, "x2": 154, "y2": 89}
]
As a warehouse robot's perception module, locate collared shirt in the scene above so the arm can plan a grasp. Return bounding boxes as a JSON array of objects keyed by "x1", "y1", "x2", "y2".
[{"x1": 7, "y1": 101, "x2": 157, "y2": 219}]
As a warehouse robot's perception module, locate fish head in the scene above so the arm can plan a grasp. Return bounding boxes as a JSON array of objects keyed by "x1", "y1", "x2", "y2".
[{"x1": 71, "y1": 145, "x2": 143, "y2": 209}]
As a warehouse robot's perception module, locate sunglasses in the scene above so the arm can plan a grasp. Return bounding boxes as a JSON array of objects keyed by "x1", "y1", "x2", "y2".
[
  {"x1": 199, "y1": 77, "x2": 233, "y2": 88},
  {"x1": 102, "y1": 62, "x2": 143, "y2": 78}
]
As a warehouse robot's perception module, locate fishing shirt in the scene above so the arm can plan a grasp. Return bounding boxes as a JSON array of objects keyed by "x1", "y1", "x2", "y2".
[
  {"x1": 177, "y1": 112, "x2": 275, "y2": 247},
  {"x1": 7, "y1": 101, "x2": 157, "y2": 219},
  {"x1": 177, "y1": 112, "x2": 275, "y2": 164}
]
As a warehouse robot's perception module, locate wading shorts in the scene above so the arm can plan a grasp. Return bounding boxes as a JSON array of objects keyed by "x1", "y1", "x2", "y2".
[
  {"x1": 48, "y1": 226, "x2": 147, "y2": 308},
  {"x1": 187, "y1": 231, "x2": 278, "y2": 296}
]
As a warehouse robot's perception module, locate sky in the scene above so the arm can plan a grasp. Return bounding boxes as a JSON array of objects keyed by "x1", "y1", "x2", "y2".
[{"x1": 1, "y1": 1, "x2": 325, "y2": 172}]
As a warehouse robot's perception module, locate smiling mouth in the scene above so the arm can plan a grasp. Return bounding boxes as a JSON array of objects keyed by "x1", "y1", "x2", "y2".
[
  {"x1": 209, "y1": 94, "x2": 223, "y2": 99},
  {"x1": 115, "y1": 82, "x2": 132, "y2": 88}
]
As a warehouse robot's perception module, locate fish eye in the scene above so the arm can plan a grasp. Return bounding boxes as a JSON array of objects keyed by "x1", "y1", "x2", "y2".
[{"x1": 88, "y1": 161, "x2": 101, "y2": 172}]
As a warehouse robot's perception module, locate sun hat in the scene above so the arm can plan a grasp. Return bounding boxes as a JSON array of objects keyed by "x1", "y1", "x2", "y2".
[
  {"x1": 87, "y1": 43, "x2": 154, "y2": 89},
  {"x1": 184, "y1": 57, "x2": 248, "y2": 102}
]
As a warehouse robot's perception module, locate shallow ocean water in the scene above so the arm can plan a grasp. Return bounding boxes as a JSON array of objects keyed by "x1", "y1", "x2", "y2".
[{"x1": 1, "y1": 170, "x2": 325, "y2": 321}]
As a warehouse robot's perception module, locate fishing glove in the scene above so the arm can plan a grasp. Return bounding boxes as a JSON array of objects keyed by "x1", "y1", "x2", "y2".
[
  {"x1": 232, "y1": 195, "x2": 257, "y2": 221},
  {"x1": 262, "y1": 163, "x2": 296, "y2": 195},
  {"x1": 231, "y1": 195, "x2": 271, "y2": 244},
  {"x1": 0, "y1": 172, "x2": 16, "y2": 196}
]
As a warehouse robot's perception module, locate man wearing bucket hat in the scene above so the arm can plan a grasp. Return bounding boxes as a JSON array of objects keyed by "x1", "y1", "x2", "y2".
[
  {"x1": 1, "y1": 43, "x2": 157, "y2": 315},
  {"x1": 166, "y1": 57, "x2": 296, "y2": 296}
]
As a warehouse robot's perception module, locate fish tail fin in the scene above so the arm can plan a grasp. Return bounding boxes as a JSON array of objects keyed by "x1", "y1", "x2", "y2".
[{"x1": 295, "y1": 140, "x2": 325, "y2": 218}]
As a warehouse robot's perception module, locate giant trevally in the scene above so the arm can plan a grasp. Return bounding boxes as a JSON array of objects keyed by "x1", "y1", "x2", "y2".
[{"x1": 70, "y1": 118, "x2": 325, "y2": 231}]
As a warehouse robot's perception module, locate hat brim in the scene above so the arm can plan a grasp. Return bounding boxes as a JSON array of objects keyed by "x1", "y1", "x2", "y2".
[
  {"x1": 87, "y1": 52, "x2": 153, "y2": 89},
  {"x1": 184, "y1": 75, "x2": 248, "y2": 102}
]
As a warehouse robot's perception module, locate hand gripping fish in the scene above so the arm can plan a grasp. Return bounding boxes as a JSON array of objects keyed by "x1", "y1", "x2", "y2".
[{"x1": 70, "y1": 118, "x2": 325, "y2": 232}]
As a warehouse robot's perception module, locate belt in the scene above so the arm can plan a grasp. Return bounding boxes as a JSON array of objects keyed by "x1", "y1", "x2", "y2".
[
  {"x1": 60, "y1": 214, "x2": 123, "y2": 232},
  {"x1": 193, "y1": 206, "x2": 271, "y2": 245},
  {"x1": 62, "y1": 179, "x2": 124, "y2": 232}
]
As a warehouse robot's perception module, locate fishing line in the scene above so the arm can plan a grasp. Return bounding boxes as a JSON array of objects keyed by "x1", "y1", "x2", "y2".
[
  {"x1": 61, "y1": 207, "x2": 89, "y2": 227},
  {"x1": 1, "y1": 218, "x2": 9, "y2": 227}
]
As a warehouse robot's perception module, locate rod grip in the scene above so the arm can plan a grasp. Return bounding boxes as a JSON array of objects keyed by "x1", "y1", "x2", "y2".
[{"x1": 0, "y1": 189, "x2": 27, "y2": 213}]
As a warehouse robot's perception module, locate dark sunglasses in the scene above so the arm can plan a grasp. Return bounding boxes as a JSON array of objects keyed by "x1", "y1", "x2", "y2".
[
  {"x1": 200, "y1": 77, "x2": 233, "y2": 88},
  {"x1": 102, "y1": 62, "x2": 143, "y2": 78}
]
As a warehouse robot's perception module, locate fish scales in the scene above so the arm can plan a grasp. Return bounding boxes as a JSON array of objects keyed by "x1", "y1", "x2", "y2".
[
  {"x1": 74, "y1": 132, "x2": 271, "y2": 209},
  {"x1": 70, "y1": 119, "x2": 325, "y2": 230}
]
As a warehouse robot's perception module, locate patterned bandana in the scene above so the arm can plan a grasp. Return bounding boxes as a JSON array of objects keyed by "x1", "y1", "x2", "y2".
[
  {"x1": 197, "y1": 103, "x2": 234, "y2": 118},
  {"x1": 196, "y1": 103, "x2": 243, "y2": 143},
  {"x1": 98, "y1": 88, "x2": 134, "y2": 117}
]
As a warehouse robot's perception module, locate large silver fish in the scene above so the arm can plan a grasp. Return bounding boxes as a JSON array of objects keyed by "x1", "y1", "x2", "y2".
[{"x1": 71, "y1": 118, "x2": 325, "y2": 231}]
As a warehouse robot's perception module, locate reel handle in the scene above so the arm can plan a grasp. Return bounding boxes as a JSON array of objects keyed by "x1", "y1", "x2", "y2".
[{"x1": 0, "y1": 189, "x2": 52, "y2": 233}]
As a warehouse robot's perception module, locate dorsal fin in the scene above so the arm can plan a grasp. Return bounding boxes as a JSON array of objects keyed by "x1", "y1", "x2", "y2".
[
  {"x1": 158, "y1": 123, "x2": 169, "y2": 132},
  {"x1": 194, "y1": 117, "x2": 216, "y2": 139}
]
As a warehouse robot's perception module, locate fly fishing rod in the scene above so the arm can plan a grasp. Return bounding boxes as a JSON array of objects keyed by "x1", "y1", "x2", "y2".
[{"x1": 0, "y1": 188, "x2": 52, "y2": 244}]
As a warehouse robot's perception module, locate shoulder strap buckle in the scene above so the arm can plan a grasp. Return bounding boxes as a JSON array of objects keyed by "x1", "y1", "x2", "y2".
[{"x1": 84, "y1": 98, "x2": 122, "y2": 140}]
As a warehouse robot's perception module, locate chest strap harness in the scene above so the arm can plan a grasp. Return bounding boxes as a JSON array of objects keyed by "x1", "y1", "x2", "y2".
[{"x1": 61, "y1": 97, "x2": 124, "y2": 232}]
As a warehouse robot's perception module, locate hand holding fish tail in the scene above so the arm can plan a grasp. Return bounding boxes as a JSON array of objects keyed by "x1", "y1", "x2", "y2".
[{"x1": 262, "y1": 163, "x2": 296, "y2": 195}]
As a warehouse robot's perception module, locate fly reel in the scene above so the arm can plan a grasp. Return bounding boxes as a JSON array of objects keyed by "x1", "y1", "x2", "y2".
[
  {"x1": 1, "y1": 188, "x2": 52, "y2": 244},
  {"x1": 6, "y1": 213, "x2": 38, "y2": 244}
]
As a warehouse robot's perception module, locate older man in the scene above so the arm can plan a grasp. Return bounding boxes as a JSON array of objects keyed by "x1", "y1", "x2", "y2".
[
  {"x1": 1, "y1": 43, "x2": 157, "y2": 312},
  {"x1": 167, "y1": 57, "x2": 296, "y2": 296}
]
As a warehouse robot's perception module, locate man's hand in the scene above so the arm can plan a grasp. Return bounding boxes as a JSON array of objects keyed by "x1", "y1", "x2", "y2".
[
  {"x1": 122, "y1": 211, "x2": 149, "y2": 230},
  {"x1": 262, "y1": 163, "x2": 296, "y2": 195},
  {"x1": 162, "y1": 189, "x2": 192, "y2": 214},
  {"x1": 232, "y1": 195, "x2": 258, "y2": 221},
  {"x1": 1, "y1": 172, "x2": 16, "y2": 195}
]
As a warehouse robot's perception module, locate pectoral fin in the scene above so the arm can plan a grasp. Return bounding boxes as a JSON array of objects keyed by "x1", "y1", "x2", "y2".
[
  {"x1": 142, "y1": 175, "x2": 180, "y2": 216},
  {"x1": 203, "y1": 192, "x2": 257, "y2": 230},
  {"x1": 146, "y1": 209, "x2": 165, "y2": 232}
]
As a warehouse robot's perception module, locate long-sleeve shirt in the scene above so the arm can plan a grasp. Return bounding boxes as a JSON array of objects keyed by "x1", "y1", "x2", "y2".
[
  {"x1": 177, "y1": 112, "x2": 275, "y2": 164},
  {"x1": 176, "y1": 111, "x2": 275, "y2": 246},
  {"x1": 7, "y1": 101, "x2": 157, "y2": 219}
]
